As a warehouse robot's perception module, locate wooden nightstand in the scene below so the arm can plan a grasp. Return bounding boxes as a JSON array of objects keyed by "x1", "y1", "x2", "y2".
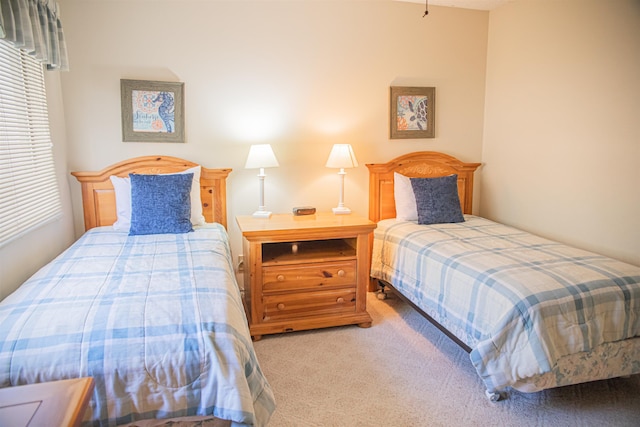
[
  {"x1": 236, "y1": 213, "x2": 376, "y2": 340},
  {"x1": 0, "y1": 377, "x2": 94, "y2": 427}
]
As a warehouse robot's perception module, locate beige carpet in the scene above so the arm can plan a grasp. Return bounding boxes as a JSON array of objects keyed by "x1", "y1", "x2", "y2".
[{"x1": 253, "y1": 292, "x2": 640, "y2": 427}]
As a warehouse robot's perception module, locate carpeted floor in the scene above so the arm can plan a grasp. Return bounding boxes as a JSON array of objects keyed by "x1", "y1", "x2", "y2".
[{"x1": 253, "y1": 292, "x2": 640, "y2": 427}]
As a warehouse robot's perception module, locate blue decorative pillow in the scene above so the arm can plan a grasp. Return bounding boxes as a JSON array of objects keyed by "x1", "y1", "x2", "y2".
[
  {"x1": 129, "y1": 173, "x2": 194, "y2": 235},
  {"x1": 410, "y1": 174, "x2": 465, "y2": 225}
]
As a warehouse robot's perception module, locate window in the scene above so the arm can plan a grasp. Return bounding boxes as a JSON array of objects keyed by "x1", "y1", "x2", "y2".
[{"x1": 0, "y1": 40, "x2": 62, "y2": 246}]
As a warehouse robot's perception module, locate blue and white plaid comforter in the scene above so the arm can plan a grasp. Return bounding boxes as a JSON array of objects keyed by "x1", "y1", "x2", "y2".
[
  {"x1": 0, "y1": 225, "x2": 275, "y2": 426},
  {"x1": 371, "y1": 216, "x2": 640, "y2": 393}
]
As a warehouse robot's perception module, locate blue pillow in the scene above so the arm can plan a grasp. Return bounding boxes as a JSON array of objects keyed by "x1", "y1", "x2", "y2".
[
  {"x1": 410, "y1": 174, "x2": 465, "y2": 225},
  {"x1": 129, "y1": 173, "x2": 194, "y2": 235}
]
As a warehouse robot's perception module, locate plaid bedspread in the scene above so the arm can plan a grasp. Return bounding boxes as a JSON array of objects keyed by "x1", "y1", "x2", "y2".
[
  {"x1": 371, "y1": 216, "x2": 640, "y2": 393},
  {"x1": 0, "y1": 225, "x2": 275, "y2": 426}
]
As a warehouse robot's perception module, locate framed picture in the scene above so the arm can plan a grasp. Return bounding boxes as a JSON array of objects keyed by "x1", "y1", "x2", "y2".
[
  {"x1": 120, "y1": 79, "x2": 185, "y2": 143},
  {"x1": 390, "y1": 86, "x2": 435, "y2": 139}
]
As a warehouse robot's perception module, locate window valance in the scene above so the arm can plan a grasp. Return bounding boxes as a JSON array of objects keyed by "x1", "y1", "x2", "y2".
[{"x1": 0, "y1": 0, "x2": 68, "y2": 70}]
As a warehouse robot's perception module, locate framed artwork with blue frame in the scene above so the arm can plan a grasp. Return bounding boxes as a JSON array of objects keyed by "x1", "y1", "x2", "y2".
[
  {"x1": 121, "y1": 79, "x2": 185, "y2": 143},
  {"x1": 390, "y1": 86, "x2": 435, "y2": 139}
]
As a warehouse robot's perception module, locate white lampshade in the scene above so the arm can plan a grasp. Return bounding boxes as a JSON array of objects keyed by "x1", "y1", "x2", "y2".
[
  {"x1": 245, "y1": 144, "x2": 279, "y2": 169},
  {"x1": 325, "y1": 144, "x2": 358, "y2": 169}
]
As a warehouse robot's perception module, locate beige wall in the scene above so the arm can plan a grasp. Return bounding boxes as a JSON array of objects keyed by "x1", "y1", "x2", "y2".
[
  {"x1": 481, "y1": 0, "x2": 640, "y2": 265},
  {"x1": 0, "y1": 72, "x2": 76, "y2": 299},
  {"x1": 4, "y1": 0, "x2": 637, "y2": 299},
  {"x1": 58, "y1": 1, "x2": 489, "y2": 265}
]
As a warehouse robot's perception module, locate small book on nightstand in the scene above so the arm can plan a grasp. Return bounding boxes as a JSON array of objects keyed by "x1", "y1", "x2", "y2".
[{"x1": 292, "y1": 206, "x2": 316, "y2": 215}]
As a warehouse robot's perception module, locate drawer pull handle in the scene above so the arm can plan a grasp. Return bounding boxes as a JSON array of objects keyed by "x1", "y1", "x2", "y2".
[
  {"x1": 277, "y1": 303, "x2": 285, "y2": 310},
  {"x1": 277, "y1": 275, "x2": 285, "y2": 281},
  {"x1": 337, "y1": 269, "x2": 345, "y2": 277},
  {"x1": 336, "y1": 297, "x2": 345, "y2": 304},
  {"x1": 322, "y1": 271, "x2": 333, "y2": 278}
]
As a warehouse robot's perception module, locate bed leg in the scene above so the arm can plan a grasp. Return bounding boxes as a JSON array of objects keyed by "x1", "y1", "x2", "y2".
[
  {"x1": 485, "y1": 389, "x2": 502, "y2": 402},
  {"x1": 376, "y1": 280, "x2": 388, "y2": 300}
]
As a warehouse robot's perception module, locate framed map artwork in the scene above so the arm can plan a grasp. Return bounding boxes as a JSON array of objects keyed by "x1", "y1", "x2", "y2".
[
  {"x1": 390, "y1": 86, "x2": 435, "y2": 139},
  {"x1": 120, "y1": 79, "x2": 185, "y2": 143}
]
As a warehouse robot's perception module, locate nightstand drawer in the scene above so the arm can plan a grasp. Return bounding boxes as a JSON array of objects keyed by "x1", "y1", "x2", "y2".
[
  {"x1": 262, "y1": 288, "x2": 356, "y2": 322},
  {"x1": 262, "y1": 261, "x2": 356, "y2": 293}
]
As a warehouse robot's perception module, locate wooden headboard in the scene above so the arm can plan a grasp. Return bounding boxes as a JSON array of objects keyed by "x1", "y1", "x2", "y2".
[
  {"x1": 71, "y1": 156, "x2": 232, "y2": 231},
  {"x1": 366, "y1": 151, "x2": 481, "y2": 223}
]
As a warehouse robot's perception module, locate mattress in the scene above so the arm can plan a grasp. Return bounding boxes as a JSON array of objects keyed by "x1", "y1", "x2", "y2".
[
  {"x1": 371, "y1": 215, "x2": 640, "y2": 393},
  {"x1": 0, "y1": 224, "x2": 275, "y2": 426}
]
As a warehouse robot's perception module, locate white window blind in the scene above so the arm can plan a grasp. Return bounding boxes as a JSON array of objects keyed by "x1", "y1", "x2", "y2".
[{"x1": 0, "y1": 40, "x2": 62, "y2": 246}]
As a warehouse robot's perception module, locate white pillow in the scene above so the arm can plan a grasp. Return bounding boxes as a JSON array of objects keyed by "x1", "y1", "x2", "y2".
[
  {"x1": 394, "y1": 172, "x2": 418, "y2": 221},
  {"x1": 111, "y1": 175, "x2": 133, "y2": 231},
  {"x1": 110, "y1": 165, "x2": 205, "y2": 231}
]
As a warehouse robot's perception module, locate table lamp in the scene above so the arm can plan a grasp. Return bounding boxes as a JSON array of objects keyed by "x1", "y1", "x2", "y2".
[
  {"x1": 245, "y1": 144, "x2": 279, "y2": 218},
  {"x1": 325, "y1": 144, "x2": 358, "y2": 215}
]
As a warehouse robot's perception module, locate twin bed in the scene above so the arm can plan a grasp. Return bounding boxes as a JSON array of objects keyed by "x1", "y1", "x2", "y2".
[
  {"x1": 367, "y1": 151, "x2": 640, "y2": 400},
  {"x1": 0, "y1": 156, "x2": 275, "y2": 426}
]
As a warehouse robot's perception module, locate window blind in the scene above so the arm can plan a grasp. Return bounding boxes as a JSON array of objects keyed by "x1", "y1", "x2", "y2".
[{"x1": 0, "y1": 40, "x2": 62, "y2": 246}]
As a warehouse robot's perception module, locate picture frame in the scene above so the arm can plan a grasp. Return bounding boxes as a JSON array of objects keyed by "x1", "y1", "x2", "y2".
[
  {"x1": 390, "y1": 86, "x2": 435, "y2": 139},
  {"x1": 120, "y1": 79, "x2": 185, "y2": 143}
]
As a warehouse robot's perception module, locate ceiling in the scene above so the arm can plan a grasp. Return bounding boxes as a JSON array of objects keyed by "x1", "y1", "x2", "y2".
[{"x1": 395, "y1": 0, "x2": 513, "y2": 11}]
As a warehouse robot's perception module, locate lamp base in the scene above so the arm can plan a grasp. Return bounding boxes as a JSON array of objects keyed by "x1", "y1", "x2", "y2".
[
  {"x1": 332, "y1": 206, "x2": 351, "y2": 215},
  {"x1": 252, "y1": 210, "x2": 272, "y2": 219}
]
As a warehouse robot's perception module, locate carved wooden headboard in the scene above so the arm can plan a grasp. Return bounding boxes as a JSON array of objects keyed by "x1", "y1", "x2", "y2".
[
  {"x1": 71, "y1": 156, "x2": 232, "y2": 231},
  {"x1": 366, "y1": 152, "x2": 481, "y2": 223}
]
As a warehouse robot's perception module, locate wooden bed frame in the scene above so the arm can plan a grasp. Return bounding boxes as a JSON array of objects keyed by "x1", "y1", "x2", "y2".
[
  {"x1": 71, "y1": 156, "x2": 231, "y2": 231},
  {"x1": 366, "y1": 151, "x2": 481, "y2": 223}
]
